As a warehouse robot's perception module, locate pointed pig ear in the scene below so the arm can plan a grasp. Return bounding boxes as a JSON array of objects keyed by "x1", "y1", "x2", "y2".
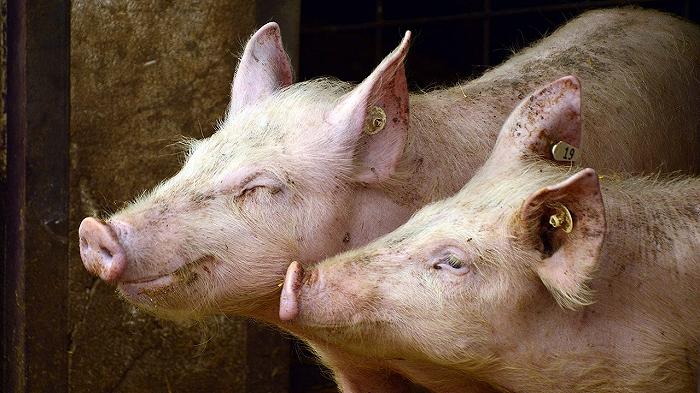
[
  {"x1": 328, "y1": 32, "x2": 411, "y2": 183},
  {"x1": 489, "y1": 76, "x2": 582, "y2": 169},
  {"x1": 518, "y1": 168, "x2": 606, "y2": 310},
  {"x1": 228, "y1": 22, "x2": 293, "y2": 116}
]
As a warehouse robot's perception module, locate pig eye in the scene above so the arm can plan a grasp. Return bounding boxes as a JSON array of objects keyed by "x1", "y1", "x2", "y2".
[
  {"x1": 218, "y1": 169, "x2": 285, "y2": 199},
  {"x1": 433, "y1": 254, "x2": 471, "y2": 275},
  {"x1": 239, "y1": 175, "x2": 283, "y2": 198}
]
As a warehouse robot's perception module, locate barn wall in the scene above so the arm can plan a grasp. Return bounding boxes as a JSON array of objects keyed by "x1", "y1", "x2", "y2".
[{"x1": 69, "y1": 2, "x2": 291, "y2": 391}]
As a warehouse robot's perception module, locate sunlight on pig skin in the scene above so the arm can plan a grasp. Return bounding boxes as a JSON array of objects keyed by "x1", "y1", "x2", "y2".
[
  {"x1": 281, "y1": 75, "x2": 700, "y2": 393},
  {"x1": 78, "y1": 7, "x2": 700, "y2": 393}
]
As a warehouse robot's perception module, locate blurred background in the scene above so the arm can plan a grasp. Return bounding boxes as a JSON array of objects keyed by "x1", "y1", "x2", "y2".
[{"x1": 2, "y1": 1, "x2": 698, "y2": 392}]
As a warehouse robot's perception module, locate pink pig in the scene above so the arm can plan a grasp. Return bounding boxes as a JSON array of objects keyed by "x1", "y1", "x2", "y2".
[
  {"x1": 281, "y1": 76, "x2": 700, "y2": 392},
  {"x1": 79, "y1": 8, "x2": 700, "y2": 391}
]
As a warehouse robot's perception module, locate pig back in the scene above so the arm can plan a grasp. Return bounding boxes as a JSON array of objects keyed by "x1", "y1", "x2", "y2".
[{"x1": 476, "y1": 8, "x2": 700, "y2": 174}]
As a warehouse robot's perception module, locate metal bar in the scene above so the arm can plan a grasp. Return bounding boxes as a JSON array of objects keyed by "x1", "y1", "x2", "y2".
[
  {"x1": 4, "y1": 0, "x2": 70, "y2": 391},
  {"x1": 482, "y1": 0, "x2": 491, "y2": 66},
  {"x1": 301, "y1": 0, "x2": 662, "y2": 33}
]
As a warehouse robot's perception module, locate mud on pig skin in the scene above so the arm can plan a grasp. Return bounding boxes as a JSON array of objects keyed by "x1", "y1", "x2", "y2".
[
  {"x1": 78, "y1": 7, "x2": 700, "y2": 392},
  {"x1": 282, "y1": 75, "x2": 700, "y2": 393}
]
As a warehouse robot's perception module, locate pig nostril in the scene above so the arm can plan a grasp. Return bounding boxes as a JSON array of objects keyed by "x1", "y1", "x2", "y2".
[
  {"x1": 99, "y1": 247, "x2": 114, "y2": 263},
  {"x1": 79, "y1": 217, "x2": 129, "y2": 282}
]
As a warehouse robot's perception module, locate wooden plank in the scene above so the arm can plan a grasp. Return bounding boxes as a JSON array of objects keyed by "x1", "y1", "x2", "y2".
[{"x1": 4, "y1": 1, "x2": 70, "y2": 391}]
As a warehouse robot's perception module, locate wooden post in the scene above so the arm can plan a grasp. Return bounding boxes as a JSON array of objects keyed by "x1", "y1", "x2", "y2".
[{"x1": 4, "y1": 0, "x2": 71, "y2": 391}]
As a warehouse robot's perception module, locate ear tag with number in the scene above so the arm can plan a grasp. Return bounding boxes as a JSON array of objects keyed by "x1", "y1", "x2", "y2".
[
  {"x1": 364, "y1": 106, "x2": 387, "y2": 135},
  {"x1": 551, "y1": 141, "x2": 580, "y2": 162}
]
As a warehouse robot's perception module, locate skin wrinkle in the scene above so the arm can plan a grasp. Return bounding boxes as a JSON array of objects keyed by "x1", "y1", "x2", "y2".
[{"x1": 82, "y1": 8, "x2": 700, "y2": 392}]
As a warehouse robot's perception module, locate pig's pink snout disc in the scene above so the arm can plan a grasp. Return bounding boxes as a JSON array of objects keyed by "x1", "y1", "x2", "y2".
[
  {"x1": 78, "y1": 217, "x2": 127, "y2": 283},
  {"x1": 279, "y1": 261, "x2": 304, "y2": 321}
]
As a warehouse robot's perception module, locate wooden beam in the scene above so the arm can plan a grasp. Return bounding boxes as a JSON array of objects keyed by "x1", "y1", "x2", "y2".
[{"x1": 4, "y1": 1, "x2": 70, "y2": 391}]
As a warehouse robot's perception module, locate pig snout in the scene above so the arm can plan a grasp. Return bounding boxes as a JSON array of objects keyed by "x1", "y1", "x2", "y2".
[
  {"x1": 280, "y1": 261, "x2": 366, "y2": 327},
  {"x1": 78, "y1": 217, "x2": 127, "y2": 283},
  {"x1": 280, "y1": 261, "x2": 304, "y2": 321}
]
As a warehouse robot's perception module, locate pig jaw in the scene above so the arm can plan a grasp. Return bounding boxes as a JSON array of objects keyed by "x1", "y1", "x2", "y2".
[{"x1": 280, "y1": 253, "x2": 506, "y2": 363}]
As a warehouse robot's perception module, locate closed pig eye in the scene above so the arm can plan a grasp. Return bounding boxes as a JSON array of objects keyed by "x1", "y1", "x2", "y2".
[
  {"x1": 238, "y1": 175, "x2": 283, "y2": 198},
  {"x1": 432, "y1": 253, "x2": 472, "y2": 275},
  {"x1": 218, "y1": 168, "x2": 285, "y2": 198}
]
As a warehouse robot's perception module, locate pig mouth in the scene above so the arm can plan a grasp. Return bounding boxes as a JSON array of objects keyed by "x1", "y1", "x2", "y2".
[
  {"x1": 297, "y1": 315, "x2": 389, "y2": 330},
  {"x1": 120, "y1": 274, "x2": 175, "y2": 292},
  {"x1": 117, "y1": 255, "x2": 216, "y2": 299}
]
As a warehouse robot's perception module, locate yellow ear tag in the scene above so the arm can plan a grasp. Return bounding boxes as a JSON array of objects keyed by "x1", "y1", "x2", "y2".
[
  {"x1": 364, "y1": 106, "x2": 387, "y2": 135},
  {"x1": 551, "y1": 141, "x2": 580, "y2": 162},
  {"x1": 549, "y1": 204, "x2": 573, "y2": 233}
]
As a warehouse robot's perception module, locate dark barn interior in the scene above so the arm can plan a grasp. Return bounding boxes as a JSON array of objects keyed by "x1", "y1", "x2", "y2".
[{"x1": 2, "y1": 1, "x2": 699, "y2": 392}]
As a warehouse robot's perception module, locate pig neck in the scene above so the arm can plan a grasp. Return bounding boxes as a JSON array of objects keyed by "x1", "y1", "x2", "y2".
[
  {"x1": 486, "y1": 179, "x2": 700, "y2": 393},
  {"x1": 343, "y1": 80, "x2": 522, "y2": 249},
  {"x1": 396, "y1": 81, "x2": 522, "y2": 205}
]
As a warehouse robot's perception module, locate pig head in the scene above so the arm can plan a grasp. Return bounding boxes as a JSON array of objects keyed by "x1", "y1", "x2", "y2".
[
  {"x1": 79, "y1": 23, "x2": 414, "y2": 319},
  {"x1": 280, "y1": 76, "x2": 608, "y2": 365}
]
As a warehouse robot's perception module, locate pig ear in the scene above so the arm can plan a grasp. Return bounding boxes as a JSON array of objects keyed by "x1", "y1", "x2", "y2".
[
  {"x1": 228, "y1": 22, "x2": 293, "y2": 116},
  {"x1": 489, "y1": 76, "x2": 581, "y2": 168},
  {"x1": 328, "y1": 32, "x2": 411, "y2": 183},
  {"x1": 518, "y1": 168, "x2": 606, "y2": 310}
]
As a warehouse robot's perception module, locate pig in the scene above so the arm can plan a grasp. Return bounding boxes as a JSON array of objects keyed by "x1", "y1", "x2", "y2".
[
  {"x1": 78, "y1": 8, "x2": 700, "y2": 392},
  {"x1": 280, "y1": 75, "x2": 700, "y2": 393}
]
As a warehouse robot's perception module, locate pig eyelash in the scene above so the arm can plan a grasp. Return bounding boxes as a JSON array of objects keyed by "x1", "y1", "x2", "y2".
[
  {"x1": 433, "y1": 254, "x2": 472, "y2": 275},
  {"x1": 238, "y1": 183, "x2": 281, "y2": 198},
  {"x1": 230, "y1": 173, "x2": 284, "y2": 199}
]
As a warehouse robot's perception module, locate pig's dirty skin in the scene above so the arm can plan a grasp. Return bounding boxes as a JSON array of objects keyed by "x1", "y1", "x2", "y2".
[
  {"x1": 79, "y1": 8, "x2": 700, "y2": 392},
  {"x1": 282, "y1": 76, "x2": 700, "y2": 392}
]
